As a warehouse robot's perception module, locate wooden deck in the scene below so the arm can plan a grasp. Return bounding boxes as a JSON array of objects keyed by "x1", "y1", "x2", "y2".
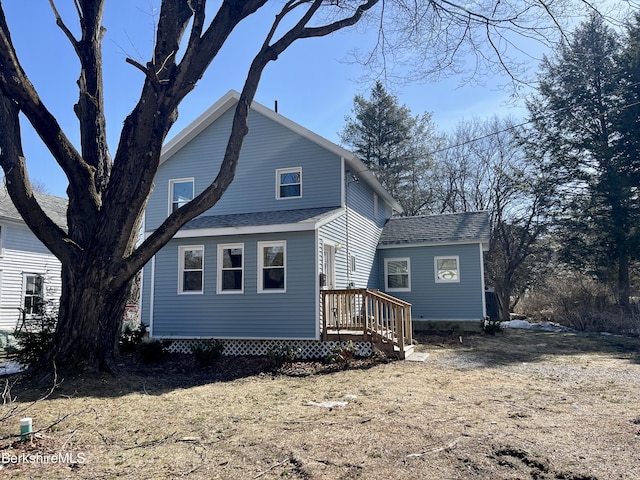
[{"x1": 321, "y1": 289, "x2": 413, "y2": 359}]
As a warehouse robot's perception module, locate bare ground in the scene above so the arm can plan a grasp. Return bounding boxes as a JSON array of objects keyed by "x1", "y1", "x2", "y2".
[{"x1": 1, "y1": 329, "x2": 639, "y2": 479}]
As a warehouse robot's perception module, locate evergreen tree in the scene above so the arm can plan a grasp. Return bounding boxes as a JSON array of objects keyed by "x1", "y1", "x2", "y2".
[
  {"x1": 526, "y1": 14, "x2": 639, "y2": 307},
  {"x1": 340, "y1": 82, "x2": 438, "y2": 215}
]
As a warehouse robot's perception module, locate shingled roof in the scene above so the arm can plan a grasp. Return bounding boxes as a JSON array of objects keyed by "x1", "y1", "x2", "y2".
[
  {"x1": 0, "y1": 185, "x2": 68, "y2": 229},
  {"x1": 181, "y1": 206, "x2": 341, "y2": 232},
  {"x1": 379, "y1": 211, "x2": 490, "y2": 247}
]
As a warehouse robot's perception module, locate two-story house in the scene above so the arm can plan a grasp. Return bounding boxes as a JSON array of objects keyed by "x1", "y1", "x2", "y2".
[{"x1": 141, "y1": 90, "x2": 489, "y2": 359}]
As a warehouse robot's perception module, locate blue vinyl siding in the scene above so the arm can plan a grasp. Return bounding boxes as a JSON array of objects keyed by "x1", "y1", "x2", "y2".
[
  {"x1": 146, "y1": 107, "x2": 343, "y2": 231},
  {"x1": 379, "y1": 243, "x2": 485, "y2": 321},
  {"x1": 150, "y1": 231, "x2": 318, "y2": 339}
]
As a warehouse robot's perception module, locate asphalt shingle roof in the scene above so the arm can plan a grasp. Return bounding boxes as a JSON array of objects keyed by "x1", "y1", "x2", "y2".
[
  {"x1": 0, "y1": 185, "x2": 67, "y2": 228},
  {"x1": 182, "y1": 206, "x2": 341, "y2": 230},
  {"x1": 379, "y1": 211, "x2": 490, "y2": 246}
]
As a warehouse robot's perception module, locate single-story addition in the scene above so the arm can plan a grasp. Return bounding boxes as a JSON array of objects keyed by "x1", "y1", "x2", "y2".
[
  {"x1": 140, "y1": 90, "x2": 490, "y2": 359},
  {"x1": 0, "y1": 186, "x2": 66, "y2": 349}
]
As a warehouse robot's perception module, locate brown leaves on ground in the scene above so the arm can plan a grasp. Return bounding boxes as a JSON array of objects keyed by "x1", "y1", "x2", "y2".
[{"x1": 0, "y1": 329, "x2": 638, "y2": 479}]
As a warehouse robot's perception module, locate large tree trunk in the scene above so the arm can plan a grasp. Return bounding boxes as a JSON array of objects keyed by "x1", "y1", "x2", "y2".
[{"x1": 42, "y1": 259, "x2": 131, "y2": 373}]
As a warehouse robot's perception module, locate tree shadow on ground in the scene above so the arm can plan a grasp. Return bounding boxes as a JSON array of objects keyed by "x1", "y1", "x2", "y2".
[
  {"x1": 414, "y1": 328, "x2": 640, "y2": 368},
  {"x1": 4, "y1": 353, "x2": 390, "y2": 402}
]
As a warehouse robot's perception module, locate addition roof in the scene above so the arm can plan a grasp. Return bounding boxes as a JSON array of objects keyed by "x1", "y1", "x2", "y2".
[
  {"x1": 0, "y1": 185, "x2": 67, "y2": 229},
  {"x1": 174, "y1": 206, "x2": 342, "y2": 238},
  {"x1": 378, "y1": 211, "x2": 490, "y2": 248}
]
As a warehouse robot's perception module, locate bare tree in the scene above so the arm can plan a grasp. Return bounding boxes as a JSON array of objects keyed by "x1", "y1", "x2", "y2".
[{"x1": 0, "y1": 0, "x2": 587, "y2": 373}]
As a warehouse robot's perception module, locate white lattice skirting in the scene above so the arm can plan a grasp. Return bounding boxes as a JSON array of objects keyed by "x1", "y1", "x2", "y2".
[{"x1": 165, "y1": 338, "x2": 373, "y2": 359}]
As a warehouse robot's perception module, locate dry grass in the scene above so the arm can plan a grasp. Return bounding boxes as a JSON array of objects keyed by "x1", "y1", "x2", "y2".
[{"x1": 1, "y1": 329, "x2": 639, "y2": 479}]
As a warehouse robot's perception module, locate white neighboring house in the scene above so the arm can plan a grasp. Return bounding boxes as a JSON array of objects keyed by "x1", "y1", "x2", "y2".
[{"x1": 0, "y1": 186, "x2": 66, "y2": 345}]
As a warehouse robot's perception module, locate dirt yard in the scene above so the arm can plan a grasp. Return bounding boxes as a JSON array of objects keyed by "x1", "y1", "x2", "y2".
[{"x1": 1, "y1": 329, "x2": 639, "y2": 479}]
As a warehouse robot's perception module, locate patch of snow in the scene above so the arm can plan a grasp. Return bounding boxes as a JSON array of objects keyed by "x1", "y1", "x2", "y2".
[
  {"x1": 500, "y1": 319, "x2": 574, "y2": 332},
  {"x1": 305, "y1": 401, "x2": 348, "y2": 408}
]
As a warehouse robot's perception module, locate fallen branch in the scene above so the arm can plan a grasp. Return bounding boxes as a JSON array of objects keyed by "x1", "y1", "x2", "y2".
[
  {"x1": 405, "y1": 438, "x2": 460, "y2": 458},
  {"x1": 253, "y1": 459, "x2": 288, "y2": 479}
]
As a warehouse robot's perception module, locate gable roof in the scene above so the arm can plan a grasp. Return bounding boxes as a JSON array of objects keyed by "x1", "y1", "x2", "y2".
[
  {"x1": 378, "y1": 211, "x2": 490, "y2": 248},
  {"x1": 161, "y1": 90, "x2": 403, "y2": 213},
  {"x1": 0, "y1": 185, "x2": 67, "y2": 229}
]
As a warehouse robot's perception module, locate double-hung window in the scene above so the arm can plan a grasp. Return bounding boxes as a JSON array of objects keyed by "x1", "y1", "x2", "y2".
[
  {"x1": 435, "y1": 256, "x2": 460, "y2": 283},
  {"x1": 384, "y1": 258, "x2": 411, "y2": 292},
  {"x1": 179, "y1": 245, "x2": 204, "y2": 294},
  {"x1": 23, "y1": 274, "x2": 44, "y2": 315},
  {"x1": 276, "y1": 167, "x2": 301, "y2": 199},
  {"x1": 169, "y1": 178, "x2": 194, "y2": 213},
  {"x1": 217, "y1": 244, "x2": 244, "y2": 294},
  {"x1": 258, "y1": 241, "x2": 286, "y2": 292}
]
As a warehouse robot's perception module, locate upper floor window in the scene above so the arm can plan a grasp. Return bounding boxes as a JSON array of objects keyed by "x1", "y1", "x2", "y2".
[
  {"x1": 258, "y1": 241, "x2": 286, "y2": 292},
  {"x1": 384, "y1": 258, "x2": 410, "y2": 292},
  {"x1": 276, "y1": 167, "x2": 302, "y2": 199},
  {"x1": 23, "y1": 274, "x2": 44, "y2": 315},
  {"x1": 178, "y1": 245, "x2": 204, "y2": 294},
  {"x1": 435, "y1": 256, "x2": 460, "y2": 283},
  {"x1": 169, "y1": 178, "x2": 194, "y2": 213},
  {"x1": 217, "y1": 244, "x2": 244, "y2": 294}
]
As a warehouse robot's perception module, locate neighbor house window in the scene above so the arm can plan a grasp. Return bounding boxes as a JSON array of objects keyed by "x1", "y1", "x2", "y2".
[
  {"x1": 217, "y1": 244, "x2": 244, "y2": 294},
  {"x1": 23, "y1": 274, "x2": 44, "y2": 315},
  {"x1": 435, "y1": 256, "x2": 460, "y2": 283},
  {"x1": 169, "y1": 178, "x2": 194, "y2": 213},
  {"x1": 178, "y1": 245, "x2": 204, "y2": 294},
  {"x1": 384, "y1": 258, "x2": 410, "y2": 291},
  {"x1": 258, "y1": 241, "x2": 286, "y2": 292},
  {"x1": 276, "y1": 167, "x2": 302, "y2": 199}
]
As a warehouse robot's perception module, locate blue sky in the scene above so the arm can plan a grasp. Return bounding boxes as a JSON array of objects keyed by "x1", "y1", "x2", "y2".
[{"x1": 4, "y1": 1, "x2": 549, "y2": 198}]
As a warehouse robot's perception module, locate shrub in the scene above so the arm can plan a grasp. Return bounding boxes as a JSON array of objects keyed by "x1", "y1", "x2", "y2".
[
  {"x1": 326, "y1": 341, "x2": 358, "y2": 365},
  {"x1": 482, "y1": 317, "x2": 503, "y2": 335},
  {"x1": 191, "y1": 339, "x2": 225, "y2": 367},
  {"x1": 138, "y1": 339, "x2": 170, "y2": 363},
  {"x1": 119, "y1": 322, "x2": 147, "y2": 353},
  {"x1": 267, "y1": 344, "x2": 301, "y2": 370},
  {"x1": 5, "y1": 306, "x2": 57, "y2": 368}
]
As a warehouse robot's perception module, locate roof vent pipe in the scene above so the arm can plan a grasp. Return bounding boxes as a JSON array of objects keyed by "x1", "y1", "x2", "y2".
[{"x1": 274, "y1": 100, "x2": 278, "y2": 113}]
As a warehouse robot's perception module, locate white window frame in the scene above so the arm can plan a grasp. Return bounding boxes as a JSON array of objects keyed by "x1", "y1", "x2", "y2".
[
  {"x1": 275, "y1": 167, "x2": 302, "y2": 200},
  {"x1": 178, "y1": 245, "x2": 204, "y2": 294},
  {"x1": 168, "y1": 178, "x2": 195, "y2": 214},
  {"x1": 217, "y1": 243, "x2": 244, "y2": 294},
  {"x1": 434, "y1": 256, "x2": 460, "y2": 283},
  {"x1": 384, "y1": 257, "x2": 411, "y2": 292},
  {"x1": 22, "y1": 273, "x2": 44, "y2": 315},
  {"x1": 258, "y1": 241, "x2": 286, "y2": 293}
]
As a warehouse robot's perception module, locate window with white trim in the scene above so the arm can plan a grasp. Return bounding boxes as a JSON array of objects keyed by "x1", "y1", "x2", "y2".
[
  {"x1": 276, "y1": 167, "x2": 302, "y2": 199},
  {"x1": 217, "y1": 244, "x2": 244, "y2": 293},
  {"x1": 178, "y1": 245, "x2": 204, "y2": 294},
  {"x1": 23, "y1": 274, "x2": 44, "y2": 315},
  {"x1": 435, "y1": 256, "x2": 460, "y2": 283},
  {"x1": 258, "y1": 241, "x2": 286, "y2": 292},
  {"x1": 169, "y1": 178, "x2": 194, "y2": 213},
  {"x1": 384, "y1": 258, "x2": 410, "y2": 291}
]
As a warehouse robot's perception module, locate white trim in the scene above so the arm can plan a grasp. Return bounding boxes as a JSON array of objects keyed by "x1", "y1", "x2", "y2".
[
  {"x1": 168, "y1": 178, "x2": 195, "y2": 215},
  {"x1": 384, "y1": 257, "x2": 411, "y2": 292},
  {"x1": 148, "y1": 256, "x2": 155, "y2": 336},
  {"x1": 151, "y1": 334, "x2": 317, "y2": 341},
  {"x1": 314, "y1": 230, "x2": 320, "y2": 340},
  {"x1": 0, "y1": 223, "x2": 4, "y2": 257},
  {"x1": 217, "y1": 243, "x2": 244, "y2": 294},
  {"x1": 275, "y1": 167, "x2": 302, "y2": 200},
  {"x1": 257, "y1": 240, "x2": 286, "y2": 293},
  {"x1": 377, "y1": 240, "x2": 485, "y2": 249},
  {"x1": 479, "y1": 244, "x2": 487, "y2": 318},
  {"x1": 434, "y1": 256, "x2": 460, "y2": 283},
  {"x1": 178, "y1": 245, "x2": 204, "y2": 294}
]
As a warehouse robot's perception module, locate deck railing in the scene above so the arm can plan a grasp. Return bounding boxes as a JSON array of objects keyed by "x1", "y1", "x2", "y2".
[{"x1": 321, "y1": 288, "x2": 412, "y2": 356}]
